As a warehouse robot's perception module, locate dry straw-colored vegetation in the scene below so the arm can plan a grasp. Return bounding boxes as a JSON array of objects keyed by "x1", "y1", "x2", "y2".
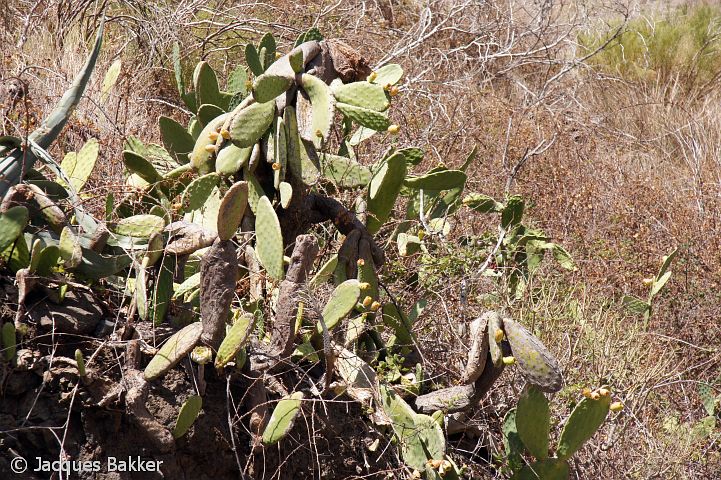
[{"x1": 1, "y1": 0, "x2": 720, "y2": 478}]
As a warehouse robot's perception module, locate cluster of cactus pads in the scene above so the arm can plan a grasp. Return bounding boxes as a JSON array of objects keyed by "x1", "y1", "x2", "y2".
[{"x1": 0, "y1": 22, "x2": 616, "y2": 479}]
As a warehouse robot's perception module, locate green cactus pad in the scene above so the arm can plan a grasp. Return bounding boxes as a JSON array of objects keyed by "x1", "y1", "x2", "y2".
[
  {"x1": 300, "y1": 74, "x2": 335, "y2": 147},
  {"x1": 193, "y1": 61, "x2": 222, "y2": 109},
  {"x1": 284, "y1": 106, "x2": 303, "y2": 181},
  {"x1": 112, "y1": 214, "x2": 165, "y2": 238},
  {"x1": 503, "y1": 319, "x2": 563, "y2": 393},
  {"x1": 245, "y1": 43, "x2": 263, "y2": 76},
  {"x1": 401, "y1": 414, "x2": 446, "y2": 471},
  {"x1": 258, "y1": 33, "x2": 277, "y2": 69},
  {"x1": 397, "y1": 233, "x2": 422, "y2": 256},
  {"x1": 33, "y1": 245, "x2": 61, "y2": 276},
  {"x1": 556, "y1": 394, "x2": 611, "y2": 460},
  {"x1": 512, "y1": 459, "x2": 569, "y2": 480},
  {"x1": 279, "y1": 181, "x2": 293, "y2": 208},
  {"x1": 184, "y1": 186, "x2": 221, "y2": 233},
  {"x1": 371, "y1": 64, "x2": 403, "y2": 86},
  {"x1": 217, "y1": 181, "x2": 248, "y2": 241},
  {"x1": 197, "y1": 104, "x2": 225, "y2": 126},
  {"x1": 309, "y1": 255, "x2": 338, "y2": 288},
  {"x1": 331, "y1": 82, "x2": 389, "y2": 112},
  {"x1": 144, "y1": 232, "x2": 164, "y2": 267},
  {"x1": 321, "y1": 154, "x2": 372, "y2": 187},
  {"x1": 159, "y1": 117, "x2": 194, "y2": 165},
  {"x1": 173, "y1": 272, "x2": 201, "y2": 300},
  {"x1": 255, "y1": 196, "x2": 285, "y2": 281},
  {"x1": 229, "y1": 101, "x2": 275, "y2": 148},
  {"x1": 318, "y1": 279, "x2": 361, "y2": 332},
  {"x1": 0, "y1": 206, "x2": 29, "y2": 252},
  {"x1": 75, "y1": 349, "x2": 86, "y2": 376},
  {"x1": 75, "y1": 249, "x2": 132, "y2": 281},
  {"x1": 144, "y1": 322, "x2": 203, "y2": 381},
  {"x1": 487, "y1": 312, "x2": 504, "y2": 367},
  {"x1": 502, "y1": 195, "x2": 525, "y2": 229},
  {"x1": 172, "y1": 395, "x2": 203, "y2": 439},
  {"x1": 366, "y1": 151, "x2": 406, "y2": 234},
  {"x1": 227, "y1": 66, "x2": 248, "y2": 95},
  {"x1": 150, "y1": 254, "x2": 175, "y2": 325},
  {"x1": 59, "y1": 138, "x2": 98, "y2": 192},
  {"x1": 382, "y1": 303, "x2": 413, "y2": 347},
  {"x1": 274, "y1": 117, "x2": 287, "y2": 189},
  {"x1": 189, "y1": 113, "x2": 229, "y2": 174},
  {"x1": 182, "y1": 173, "x2": 220, "y2": 212},
  {"x1": 215, "y1": 143, "x2": 252, "y2": 175},
  {"x1": 336, "y1": 102, "x2": 390, "y2": 131},
  {"x1": 516, "y1": 385, "x2": 550, "y2": 460},
  {"x1": 289, "y1": 48, "x2": 304, "y2": 73},
  {"x1": 397, "y1": 147, "x2": 424, "y2": 165},
  {"x1": 502, "y1": 409, "x2": 526, "y2": 473},
  {"x1": 59, "y1": 227, "x2": 82, "y2": 269},
  {"x1": 253, "y1": 73, "x2": 294, "y2": 103},
  {"x1": 214, "y1": 313, "x2": 254, "y2": 370},
  {"x1": 2, "y1": 322, "x2": 16, "y2": 362},
  {"x1": 463, "y1": 193, "x2": 503, "y2": 213},
  {"x1": 135, "y1": 265, "x2": 149, "y2": 321},
  {"x1": 262, "y1": 392, "x2": 304, "y2": 445},
  {"x1": 123, "y1": 150, "x2": 162, "y2": 184},
  {"x1": 404, "y1": 170, "x2": 467, "y2": 191},
  {"x1": 349, "y1": 126, "x2": 377, "y2": 146}
]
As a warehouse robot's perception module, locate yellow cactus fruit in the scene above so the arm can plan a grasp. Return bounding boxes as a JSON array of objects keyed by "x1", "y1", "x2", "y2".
[
  {"x1": 582, "y1": 388, "x2": 592, "y2": 398},
  {"x1": 368, "y1": 71, "x2": 378, "y2": 83},
  {"x1": 190, "y1": 346, "x2": 213, "y2": 365},
  {"x1": 359, "y1": 282, "x2": 372, "y2": 290},
  {"x1": 590, "y1": 391, "x2": 601, "y2": 400},
  {"x1": 494, "y1": 329, "x2": 504, "y2": 343},
  {"x1": 204, "y1": 144, "x2": 217, "y2": 153},
  {"x1": 275, "y1": 52, "x2": 282, "y2": 60},
  {"x1": 362, "y1": 296, "x2": 373, "y2": 309},
  {"x1": 610, "y1": 401, "x2": 624, "y2": 412},
  {"x1": 357, "y1": 258, "x2": 365, "y2": 267},
  {"x1": 502, "y1": 356, "x2": 515, "y2": 365},
  {"x1": 370, "y1": 301, "x2": 382, "y2": 312},
  {"x1": 220, "y1": 128, "x2": 231, "y2": 140},
  {"x1": 272, "y1": 162, "x2": 281, "y2": 171},
  {"x1": 598, "y1": 387, "x2": 611, "y2": 397},
  {"x1": 245, "y1": 80, "x2": 253, "y2": 91},
  {"x1": 438, "y1": 460, "x2": 452, "y2": 475},
  {"x1": 383, "y1": 83, "x2": 392, "y2": 91},
  {"x1": 642, "y1": 277, "x2": 654, "y2": 286},
  {"x1": 418, "y1": 229, "x2": 425, "y2": 240},
  {"x1": 208, "y1": 131, "x2": 219, "y2": 141},
  {"x1": 426, "y1": 459, "x2": 443, "y2": 470},
  {"x1": 315, "y1": 129, "x2": 323, "y2": 138},
  {"x1": 387, "y1": 124, "x2": 400, "y2": 134},
  {"x1": 389, "y1": 86, "x2": 400, "y2": 96}
]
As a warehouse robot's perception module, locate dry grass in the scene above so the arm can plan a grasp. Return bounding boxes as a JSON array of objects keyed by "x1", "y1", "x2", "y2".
[{"x1": 2, "y1": 0, "x2": 720, "y2": 478}]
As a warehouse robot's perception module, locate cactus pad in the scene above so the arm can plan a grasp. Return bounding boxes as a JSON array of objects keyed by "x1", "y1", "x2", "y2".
[
  {"x1": 144, "y1": 322, "x2": 203, "y2": 381},
  {"x1": 516, "y1": 385, "x2": 549, "y2": 460},
  {"x1": 215, "y1": 143, "x2": 252, "y2": 175},
  {"x1": 336, "y1": 102, "x2": 390, "y2": 131},
  {"x1": 319, "y1": 279, "x2": 361, "y2": 332},
  {"x1": 214, "y1": 312, "x2": 254, "y2": 370},
  {"x1": 0, "y1": 206, "x2": 29, "y2": 252},
  {"x1": 299, "y1": 73, "x2": 334, "y2": 147},
  {"x1": 190, "y1": 113, "x2": 229, "y2": 173},
  {"x1": 60, "y1": 138, "x2": 98, "y2": 192},
  {"x1": 172, "y1": 395, "x2": 203, "y2": 439},
  {"x1": 262, "y1": 392, "x2": 304, "y2": 445},
  {"x1": 321, "y1": 154, "x2": 372, "y2": 187},
  {"x1": 371, "y1": 64, "x2": 403, "y2": 86},
  {"x1": 279, "y1": 181, "x2": 293, "y2": 208},
  {"x1": 193, "y1": 61, "x2": 221, "y2": 109},
  {"x1": 217, "y1": 181, "x2": 248, "y2": 241},
  {"x1": 512, "y1": 459, "x2": 569, "y2": 480},
  {"x1": 253, "y1": 73, "x2": 294, "y2": 103},
  {"x1": 113, "y1": 214, "x2": 165, "y2": 238},
  {"x1": 255, "y1": 196, "x2": 285, "y2": 281},
  {"x1": 123, "y1": 150, "x2": 162, "y2": 184},
  {"x1": 2, "y1": 323, "x2": 16, "y2": 362},
  {"x1": 332, "y1": 82, "x2": 389, "y2": 112},
  {"x1": 229, "y1": 101, "x2": 275, "y2": 148},
  {"x1": 503, "y1": 319, "x2": 562, "y2": 392},
  {"x1": 404, "y1": 170, "x2": 467, "y2": 191},
  {"x1": 159, "y1": 116, "x2": 194, "y2": 164},
  {"x1": 556, "y1": 394, "x2": 610, "y2": 460},
  {"x1": 182, "y1": 173, "x2": 220, "y2": 212},
  {"x1": 366, "y1": 151, "x2": 406, "y2": 234}
]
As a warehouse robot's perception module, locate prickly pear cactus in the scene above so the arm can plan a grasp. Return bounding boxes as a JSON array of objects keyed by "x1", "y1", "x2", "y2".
[
  {"x1": 503, "y1": 319, "x2": 563, "y2": 393},
  {"x1": 172, "y1": 395, "x2": 203, "y2": 439},
  {"x1": 515, "y1": 385, "x2": 550, "y2": 460},
  {"x1": 262, "y1": 392, "x2": 304, "y2": 445},
  {"x1": 556, "y1": 394, "x2": 611, "y2": 460}
]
